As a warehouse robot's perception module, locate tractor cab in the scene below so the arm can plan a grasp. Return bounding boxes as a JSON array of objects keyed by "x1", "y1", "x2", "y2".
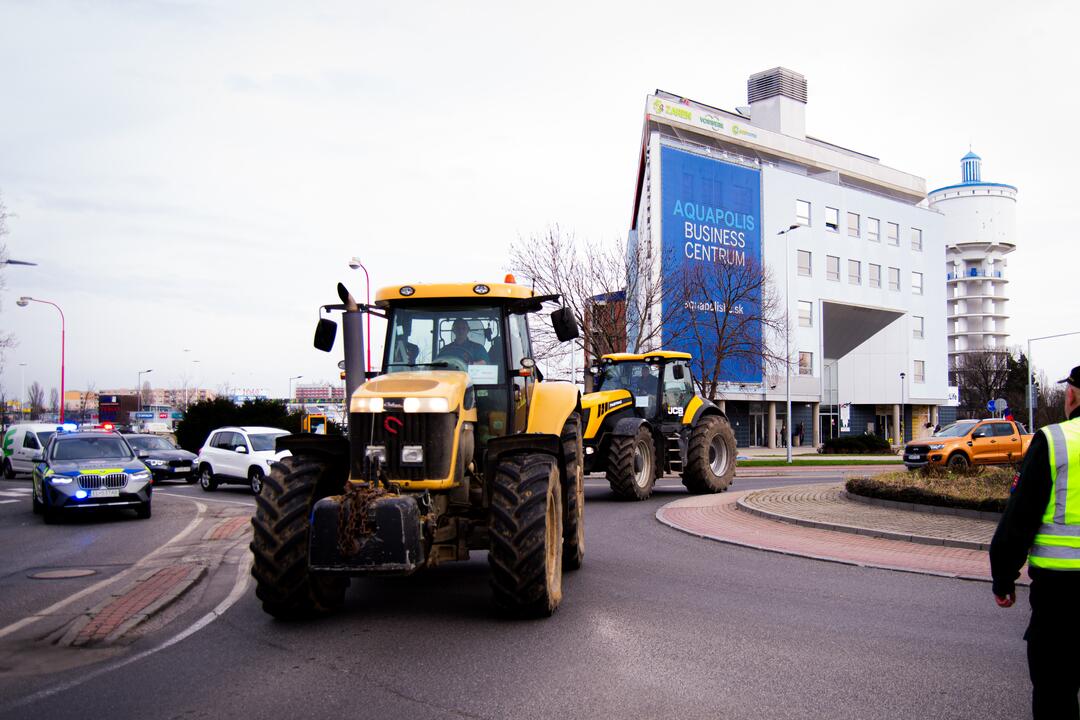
[{"x1": 590, "y1": 352, "x2": 697, "y2": 425}]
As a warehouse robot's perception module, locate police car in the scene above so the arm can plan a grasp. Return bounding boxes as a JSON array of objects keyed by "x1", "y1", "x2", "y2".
[{"x1": 32, "y1": 430, "x2": 153, "y2": 523}]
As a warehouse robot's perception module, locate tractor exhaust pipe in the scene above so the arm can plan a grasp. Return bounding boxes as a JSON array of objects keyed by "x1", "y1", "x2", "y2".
[{"x1": 338, "y1": 283, "x2": 367, "y2": 406}]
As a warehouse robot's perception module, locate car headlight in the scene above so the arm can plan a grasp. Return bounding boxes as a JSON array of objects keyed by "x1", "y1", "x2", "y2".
[
  {"x1": 129, "y1": 470, "x2": 151, "y2": 481},
  {"x1": 354, "y1": 397, "x2": 384, "y2": 413},
  {"x1": 928, "y1": 444, "x2": 945, "y2": 450},
  {"x1": 403, "y1": 397, "x2": 450, "y2": 413},
  {"x1": 49, "y1": 474, "x2": 72, "y2": 485},
  {"x1": 146, "y1": 459, "x2": 168, "y2": 467}
]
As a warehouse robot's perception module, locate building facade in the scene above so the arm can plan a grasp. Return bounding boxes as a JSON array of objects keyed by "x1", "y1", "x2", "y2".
[
  {"x1": 627, "y1": 68, "x2": 951, "y2": 447},
  {"x1": 927, "y1": 152, "x2": 1017, "y2": 374}
]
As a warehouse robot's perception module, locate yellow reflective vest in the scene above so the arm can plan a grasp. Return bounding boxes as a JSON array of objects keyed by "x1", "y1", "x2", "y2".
[{"x1": 1029, "y1": 417, "x2": 1080, "y2": 570}]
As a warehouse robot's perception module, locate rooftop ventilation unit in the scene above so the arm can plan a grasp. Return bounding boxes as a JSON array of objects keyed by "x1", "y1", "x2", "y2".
[{"x1": 747, "y1": 67, "x2": 807, "y2": 104}]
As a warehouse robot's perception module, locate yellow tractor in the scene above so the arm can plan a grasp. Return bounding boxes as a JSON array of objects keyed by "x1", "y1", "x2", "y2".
[
  {"x1": 251, "y1": 279, "x2": 583, "y2": 619},
  {"x1": 581, "y1": 351, "x2": 736, "y2": 500}
]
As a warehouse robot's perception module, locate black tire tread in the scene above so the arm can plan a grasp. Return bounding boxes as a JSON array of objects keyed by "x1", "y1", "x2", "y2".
[
  {"x1": 682, "y1": 415, "x2": 737, "y2": 494},
  {"x1": 250, "y1": 455, "x2": 347, "y2": 620},
  {"x1": 606, "y1": 425, "x2": 656, "y2": 500},
  {"x1": 488, "y1": 453, "x2": 562, "y2": 617},
  {"x1": 561, "y1": 413, "x2": 584, "y2": 570}
]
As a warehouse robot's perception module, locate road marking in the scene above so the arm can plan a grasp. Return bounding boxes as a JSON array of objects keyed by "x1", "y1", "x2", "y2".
[
  {"x1": 0, "y1": 498, "x2": 208, "y2": 641},
  {"x1": 0, "y1": 490, "x2": 27, "y2": 498},
  {"x1": 156, "y1": 491, "x2": 253, "y2": 507},
  {"x1": 0, "y1": 500, "x2": 17, "y2": 505},
  {"x1": 1, "y1": 554, "x2": 252, "y2": 712}
]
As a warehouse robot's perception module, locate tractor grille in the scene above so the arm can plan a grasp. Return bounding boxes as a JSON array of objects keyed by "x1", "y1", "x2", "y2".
[
  {"x1": 78, "y1": 473, "x2": 128, "y2": 490},
  {"x1": 350, "y1": 411, "x2": 455, "y2": 481}
]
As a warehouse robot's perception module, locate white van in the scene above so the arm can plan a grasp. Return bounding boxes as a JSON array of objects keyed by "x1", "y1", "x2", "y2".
[{"x1": 2, "y1": 423, "x2": 62, "y2": 478}]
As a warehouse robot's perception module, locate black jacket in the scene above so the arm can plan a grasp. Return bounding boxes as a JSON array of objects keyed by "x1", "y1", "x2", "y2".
[{"x1": 990, "y1": 407, "x2": 1080, "y2": 599}]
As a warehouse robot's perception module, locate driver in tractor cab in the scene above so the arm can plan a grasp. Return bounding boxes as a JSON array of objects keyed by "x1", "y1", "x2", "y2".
[{"x1": 438, "y1": 319, "x2": 490, "y2": 365}]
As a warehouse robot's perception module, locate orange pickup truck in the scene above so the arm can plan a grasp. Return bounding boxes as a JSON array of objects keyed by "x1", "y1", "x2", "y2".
[{"x1": 903, "y1": 418, "x2": 1032, "y2": 471}]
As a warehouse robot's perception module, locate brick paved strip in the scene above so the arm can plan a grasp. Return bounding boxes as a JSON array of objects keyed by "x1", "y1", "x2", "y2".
[
  {"x1": 738, "y1": 484, "x2": 998, "y2": 551},
  {"x1": 656, "y1": 491, "x2": 1024, "y2": 584},
  {"x1": 68, "y1": 564, "x2": 203, "y2": 647},
  {"x1": 207, "y1": 516, "x2": 251, "y2": 541}
]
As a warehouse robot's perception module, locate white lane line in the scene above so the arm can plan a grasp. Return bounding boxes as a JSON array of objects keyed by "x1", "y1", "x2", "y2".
[
  {"x1": 2, "y1": 554, "x2": 253, "y2": 712},
  {"x1": 0, "y1": 498, "x2": 208, "y2": 641},
  {"x1": 156, "y1": 491, "x2": 253, "y2": 507},
  {"x1": 0, "y1": 491, "x2": 27, "y2": 498},
  {"x1": 0, "y1": 500, "x2": 17, "y2": 505}
]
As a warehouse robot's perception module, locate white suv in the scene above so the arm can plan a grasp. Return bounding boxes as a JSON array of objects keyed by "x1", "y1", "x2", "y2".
[{"x1": 196, "y1": 426, "x2": 290, "y2": 494}]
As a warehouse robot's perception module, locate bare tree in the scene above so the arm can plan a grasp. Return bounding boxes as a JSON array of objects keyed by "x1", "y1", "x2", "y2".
[
  {"x1": 508, "y1": 226, "x2": 683, "y2": 379},
  {"x1": 673, "y1": 255, "x2": 785, "y2": 400},
  {"x1": 78, "y1": 383, "x2": 96, "y2": 424},
  {"x1": 952, "y1": 350, "x2": 1011, "y2": 419},
  {"x1": 48, "y1": 387, "x2": 59, "y2": 414},
  {"x1": 27, "y1": 381, "x2": 45, "y2": 420},
  {"x1": 140, "y1": 381, "x2": 153, "y2": 406}
]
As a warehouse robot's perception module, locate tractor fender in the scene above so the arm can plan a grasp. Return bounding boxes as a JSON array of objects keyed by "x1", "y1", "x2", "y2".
[
  {"x1": 685, "y1": 397, "x2": 727, "y2": 427},
  {"x1": 612, "y1": 416, "x2": 649, "y2": 437},
  {"x1": 525, "y1": 381, "x2": 581, "y2": 436}
]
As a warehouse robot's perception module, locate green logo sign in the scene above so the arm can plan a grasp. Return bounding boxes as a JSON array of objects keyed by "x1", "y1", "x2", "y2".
[{"x1": 699, "y1": 114, "x2": 725, "y2": 131}]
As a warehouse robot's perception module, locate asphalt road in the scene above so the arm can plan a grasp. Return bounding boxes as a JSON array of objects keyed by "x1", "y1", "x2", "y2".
[{"x1": 0, "y1": 473, "x2": 1032, "y2": 719}]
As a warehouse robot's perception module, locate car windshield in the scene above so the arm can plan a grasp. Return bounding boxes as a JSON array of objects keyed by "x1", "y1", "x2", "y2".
[
  {"x1": 126, "y1": 436, "x2": 175, "y2": 451},
  {"x1": 52, "y1": 436, "x2": 133, "y2": 461},
  {"x1": 249, "y1": 433, "x2": 287, "y2": 452},
  {"x1": 594, "y1": 361, "x2": 659, "y2": 396},
  {"x1": 933, "y1": 422, "x2": 977, "y2": 438},
  {"x1": 385, "y1": 305, "x2": 504, "y2": 385},
  {"x1": 35, "y1": 431, "x2": 56, "y2": 447}
]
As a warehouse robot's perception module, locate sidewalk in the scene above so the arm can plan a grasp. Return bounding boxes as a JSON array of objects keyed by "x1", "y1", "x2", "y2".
[{"x1": 656, "y1": 482, "x2": 1015, "y2": 584}]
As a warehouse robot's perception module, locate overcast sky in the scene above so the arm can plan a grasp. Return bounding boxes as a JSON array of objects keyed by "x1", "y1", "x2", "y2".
[{"x1": 0, "y1": 0, "x2": 1077, "y2": 402}]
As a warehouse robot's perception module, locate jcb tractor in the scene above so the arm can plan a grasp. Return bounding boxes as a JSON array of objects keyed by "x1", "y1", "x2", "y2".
[
  {"x1": 581, "y1": 351, "x2": 737, "y2": 500},
  {"x1": 250, "y1": 279, "x2": 584, "y2": 619}
]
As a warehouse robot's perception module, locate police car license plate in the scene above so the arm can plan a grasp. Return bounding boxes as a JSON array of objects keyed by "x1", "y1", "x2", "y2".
[
  {"x1": 90, "y1": 489, "x2": 120, "y2": 498},
  {"x1": 174, "y1": 467, "x2": 190, "y2": 473}
]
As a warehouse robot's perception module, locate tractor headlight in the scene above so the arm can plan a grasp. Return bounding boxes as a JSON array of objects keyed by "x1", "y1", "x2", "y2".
[
  {"x1": 401, "y1": 445, "x2": 423, "y2": 466},
  {"x1": 365, "y1": 445, "x2": 386, "y2": 463},
  {"x1": 354, "y1": 397, "x2": 385, "y2": 413},
  {"x1": 403, "y1": 397, "x2": 450, "y2": 413}
]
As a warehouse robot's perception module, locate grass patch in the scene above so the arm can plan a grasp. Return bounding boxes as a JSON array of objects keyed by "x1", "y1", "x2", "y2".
[
  {"x1": 846, "y1": 466, "x2": 1015, "y2": 513},
  {"x1": 738, "y1": 459, "x2": 902, "y2": 467}
]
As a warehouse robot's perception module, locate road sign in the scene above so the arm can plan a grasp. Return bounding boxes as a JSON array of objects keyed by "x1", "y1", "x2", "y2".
[
  {"x1": 994, "y1": 398, "x2": 1009, "y2": 412},
  {"x1": 986, "y1": 400, "x2": 995, "y2": 414},
  {"x1": 134, "y1": 411, "x2": 154, "y2": 419}
]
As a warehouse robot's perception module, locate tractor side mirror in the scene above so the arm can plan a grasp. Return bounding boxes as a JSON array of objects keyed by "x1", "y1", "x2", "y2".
[
  {"x1": 314, "y1": 318, "x2": 338, "y2": 352},
  {"x1": 551, "y1": 307, "x2": 579, "y2": 342},
  {"x1": 673, "y1": 364, "x2": 686, "y2": 380}
]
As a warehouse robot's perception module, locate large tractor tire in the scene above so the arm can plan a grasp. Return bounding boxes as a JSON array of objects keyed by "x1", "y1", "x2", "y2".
[
  {"x1": 561, "y1": 413, "x2": 585, "y2": 571},
  {"x1": 682, "y1": 415, "x2": 737, "y2": 494},
  {"x1": 250, "y1": 454, "x2": 348, "y2": 620},
  {"x1": 606, "y1": 425, "x2": 657, "y2": 500},
  {"x1": 489, "y1": 453, "x2": 564, "y2": 617}
]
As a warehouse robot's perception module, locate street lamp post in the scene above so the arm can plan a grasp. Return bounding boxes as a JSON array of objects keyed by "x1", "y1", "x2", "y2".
[
  {"x1": 1027, "y1": 330, "x2": 1080, "y2": 430},
  {"x1": 348, "y1": 257, "x2": 372, "y2": 373},
  {"x1": 776, "y1": 224, "x2": 802, "y2": 464},
  {"x1": 137, "y1": 369, "x2": 153, "y2": 412},
  {"x1": 16, "y1": 297, "x2": 65, "y2": 423},
  {"x1": 900, "y1": 372, "x2": 906, "y2": 443},
  {"x1": 288, "y1": 375, "x2": 303, "y2": 407}
]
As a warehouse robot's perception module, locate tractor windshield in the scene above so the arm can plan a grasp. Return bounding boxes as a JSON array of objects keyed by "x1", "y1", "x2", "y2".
[
  {"x1": 594, "y1": 361, "x2": 660, "y2": 416},
  {"x1": 386, "y1": 306, "x2": 505, "y2": 385}
]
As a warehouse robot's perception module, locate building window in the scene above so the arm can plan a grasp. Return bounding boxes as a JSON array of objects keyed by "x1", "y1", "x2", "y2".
[
  {"x1": 796, "y1": 200, "x2": 811, "y2": 226},
  {"x1": 914, "y1": 360, "x2": 925, "y2": 384},
  {"x1": 913, "y1": 315, "x2": 924, "y2": 339},
  {"x1": 848, "y1": 259, "x2": 861, "y2": 285},
  {"x1": 912, "y1": 271, "x2": 923, "y2": 295},
  {"x1": 887, "y1": 222, "x2": 900, "y2": 246},
  {"x1": 798, "y1": 300, "x2": 813, "y2": 327},
  {"x1": 911, "y1": 228, "x2": 923, "y2": 252},
  {"x1": 798, "y1": 352, "x2": 813, "y2": 376},
  {"x1": 847, "y1": 212, "x2": 860, "y2": 238},
  {"x1": 826, "y1": 255, "x2": 840, "y2": 281},
  {"x1": 797, "y1": 250, "x2": 812, "y2": 277},
  {"x1": 869, "y1": 263, "x2": 881, "y2": 288},
  {"x1": 867, "y1": 217, "x2": 880, "y2": 242},
  {"x1": 825, "y1": 206, "x2": 839, "y2": 232},
  {"x1": 888, "y1": 266, "x2": 900, "y2": 291}
]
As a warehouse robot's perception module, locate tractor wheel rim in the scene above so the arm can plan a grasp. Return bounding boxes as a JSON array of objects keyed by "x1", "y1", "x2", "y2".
[
  {"x1": 545, "y1": 476, "x2": 563, "y2": 598},
  {"x1": 633, "y1": 440, "x2": 651, "y2": 488},
  {"x1": 708, "y1": 434, "x2": 728, "y2": 476}
]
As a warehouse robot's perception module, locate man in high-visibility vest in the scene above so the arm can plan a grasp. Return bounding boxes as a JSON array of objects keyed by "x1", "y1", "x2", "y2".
[{"x1": 991, "y1": 365, "x2": 1080, "y2": 718}]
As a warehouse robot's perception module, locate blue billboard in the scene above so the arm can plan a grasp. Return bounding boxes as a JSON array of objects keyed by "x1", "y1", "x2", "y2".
[{"x1": 659, "y1": 146, "x2": 763, "y2": 384}]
